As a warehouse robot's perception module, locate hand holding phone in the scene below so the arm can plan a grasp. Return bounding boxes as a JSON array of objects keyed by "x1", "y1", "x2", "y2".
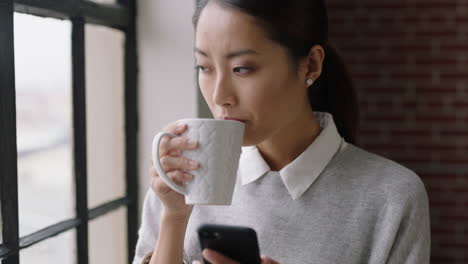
[{"x1": 197, "y1": 224, "x2": 261, "y2": 264}]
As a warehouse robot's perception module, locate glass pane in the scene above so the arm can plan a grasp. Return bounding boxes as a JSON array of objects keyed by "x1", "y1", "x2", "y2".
[
  {"x1": 20, "y1": 229, "x2": 76, "y2": 263},
  {"x1": 91, "y1": 0, "x2": 116, "y2": 3},
  {"x1": 85, "y1": 24, "x2": 125, "y2": 209},
  {"x1": 0, "y1": 210, "x2": 2, "y2": 244},
  {"x1": 14, "y1": 13, "x2": 74, "y2": 237},
  {"x1": 89, "y1": 207, "x2": 127, "y2": 264}
]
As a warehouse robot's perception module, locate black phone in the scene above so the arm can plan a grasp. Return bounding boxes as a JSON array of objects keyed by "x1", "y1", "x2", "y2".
[{"x1": 197, "y1": 224, "x2": 261, "y2": 264}]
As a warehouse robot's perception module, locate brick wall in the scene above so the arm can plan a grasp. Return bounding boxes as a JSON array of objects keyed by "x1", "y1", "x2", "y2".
[{"x1": 327, "y1": 0, "x2": 468, "y2": 263}]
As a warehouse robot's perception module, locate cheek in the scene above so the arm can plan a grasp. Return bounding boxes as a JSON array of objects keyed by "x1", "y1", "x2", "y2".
[
  {"x1": 199, "y1": 77, "x2": 215, "y2": 107},
  {"x1": 249, "y1": 78, "x2": 293, "y2": 117}
]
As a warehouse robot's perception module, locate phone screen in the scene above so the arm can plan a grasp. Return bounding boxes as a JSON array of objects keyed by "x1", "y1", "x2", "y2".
[{"x1": 197, "y1": 224, "x2": 261, "y2": 264}]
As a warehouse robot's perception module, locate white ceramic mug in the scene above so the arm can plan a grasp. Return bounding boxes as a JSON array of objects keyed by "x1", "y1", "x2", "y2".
[{"x1": 152, "y1": 118, "x2": 245, "y2": 205}]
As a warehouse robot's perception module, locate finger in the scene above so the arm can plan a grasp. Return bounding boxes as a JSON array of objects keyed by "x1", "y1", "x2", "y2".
[
  {"x1": 152, "y1": 170, "x2": 189, "y2": 194},
  {"x1": 158, "y1": 122, "x2": 188, "y2": 156},
  {"x1": 167, "y1": 170, "x2": 193, "y2": 184},
  {"x1": 192, "y1": 261, "x2": 202, "y2": 264},
  {"x1": 154, "y1": 169, "x2": 191, "y2": 185},
  {"x1": 160, "y1": 136, "x2": 198, "y2": 157},
  {"x1": 261, "y1": 256, "x2": 281, "y2": 264},
  {"x1": 169, "y1": 136, "x2": 199, "y2": 151},
  {"x1": 162, "y1": 122, "x2": 188, "y2": 135},
  {"x1": 168, "y1": 149, "x2": 183, "y2": 156},
  {"x1": 150, "y1": 166, "x2": 158, "y2": 178},
  {"x1": 160, "y1": 156, "x2": 200, "y2": 171},
  {"x1": 202, "y1": 249, "x2": 239, "y2": 264}
]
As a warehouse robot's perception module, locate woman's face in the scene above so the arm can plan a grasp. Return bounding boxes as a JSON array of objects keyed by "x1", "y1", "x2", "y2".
[{"x1": 195, "y1": 2, "x2": 310, "y2": 146}]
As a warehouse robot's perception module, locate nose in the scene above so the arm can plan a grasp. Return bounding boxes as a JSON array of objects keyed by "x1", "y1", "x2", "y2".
[{"x1": 213, "y1": 75, "x2": 236, "y2": 107}]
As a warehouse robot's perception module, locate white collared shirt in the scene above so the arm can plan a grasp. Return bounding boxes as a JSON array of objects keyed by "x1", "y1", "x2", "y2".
[{"x1": 237, "y1": 111, "x2": 348, "y2": 199}]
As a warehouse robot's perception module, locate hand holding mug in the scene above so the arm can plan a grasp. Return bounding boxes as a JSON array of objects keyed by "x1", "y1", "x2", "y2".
[
  {"x1": 150, "y1": 122, "x2": 200, "y2": 218},
  {"x1": 152, "y1": 118, "x2": 245, "y2": 206}
]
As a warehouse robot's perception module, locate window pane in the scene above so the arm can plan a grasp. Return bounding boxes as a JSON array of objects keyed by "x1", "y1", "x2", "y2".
[
  {"x1": 89, "y1": 207, "x2": 127, "y2": 264},
  {"x1": 20, "y1": 229, "x2": 76, "y2": 263},
  {"x1": 85, "y1": 24, "x2": 125, "y2": 209},
  {"x1": 91, "y1": 0, "x2": 116, "y2": 3},
  {"x1": 14, "y1": 13, "x2": 74, "y2": 237}
]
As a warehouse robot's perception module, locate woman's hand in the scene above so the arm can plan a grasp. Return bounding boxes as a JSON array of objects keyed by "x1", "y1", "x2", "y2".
[
  {"x1": 150, "y1": 122, "x2": 200, "y2": 219},
  {"x1": 192, "y1": 249, "x2": 281, "y2": 264}
]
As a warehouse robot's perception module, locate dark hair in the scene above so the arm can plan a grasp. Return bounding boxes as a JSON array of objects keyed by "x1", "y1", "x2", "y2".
[{"x1": 193, "y1": 0, "x2": 359, "y2": 144}]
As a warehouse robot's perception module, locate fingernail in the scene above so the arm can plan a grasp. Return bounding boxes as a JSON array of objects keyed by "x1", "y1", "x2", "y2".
[
  {"x1": 188, "y1": 139, "x2": 198, "y2": 147},
  {"x1": 184, "y1": 173, "x2": 193, "y2": 181},
  {"x1": 177, "y1": 123, "x2": 186, "y2": 131},
  {"x1": 189, "y1": 160, "x2": 199, "y2": 169}
]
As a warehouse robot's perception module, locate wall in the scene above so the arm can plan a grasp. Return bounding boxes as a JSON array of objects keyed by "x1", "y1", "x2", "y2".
[
  {"x1": 327, "y1": 1, "x2": 468, "y2": 263},
  {"x1": 137, "y1": 0, "x2": 198, "y2": 214}
]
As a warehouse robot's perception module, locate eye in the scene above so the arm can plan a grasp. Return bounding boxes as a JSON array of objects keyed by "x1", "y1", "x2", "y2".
[
  {"x1": 233, "y1": 67, "x2": 253, "y2": 74},
  {"x1": 195, "y1": 65, "x2": 209, "y2": 73}
]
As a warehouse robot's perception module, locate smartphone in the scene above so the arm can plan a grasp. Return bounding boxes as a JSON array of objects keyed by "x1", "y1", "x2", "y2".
[{"x1": 197, "y1": 224, "x2": 261, "y2": 264}]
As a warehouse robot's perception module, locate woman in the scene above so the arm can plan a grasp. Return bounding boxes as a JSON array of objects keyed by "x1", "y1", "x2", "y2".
[{"x1": 133, "y1": 0, "x2": 430, "y2": 263}]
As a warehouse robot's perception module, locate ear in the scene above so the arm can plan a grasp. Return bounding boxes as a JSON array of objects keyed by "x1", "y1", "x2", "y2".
[{"x1": 300, "y1": 45, "x2": 325, "y2": 83}]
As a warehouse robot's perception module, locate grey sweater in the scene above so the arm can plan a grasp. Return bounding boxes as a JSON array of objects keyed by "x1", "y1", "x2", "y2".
[{"x1": 133, "y1": 144, "x2": 430, "y2": 264}]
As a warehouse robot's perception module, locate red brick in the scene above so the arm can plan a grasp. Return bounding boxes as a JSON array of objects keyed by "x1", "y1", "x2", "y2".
[
  {"x1": 377, "y1": 16, "x2": 397, "y2": 25},
  {"x1": 353, "y1": 17, "x2": 372, "y2": 25},
  {"x1": 395, "y1": 156, "x2": 434, "y2": 164},
  {"x1": 362, "y1": 86, "x2": 406, "y2": 94},
  {"x1": 431, "y1": 256, "x2": 458, "y2": 262},
  {"x1": 440, "y1": 129, "x2": 468, "y2": 137},
  {"x1": 329, "y1": 17, "x2": 346, "y2": 25},
  {"x1": 391, "y1": 43, "x2": 432, "y2": 53},
  {"x1": 455, "y1": 16, "x2": 468, "y2": 24},
  {"x1": 363, "y1": 3, "x2": 406, "y2": 10},
  {"x1": 390, "y1": 128, "x2": 430, "y2": 137},
  {"x1": 449, "y1": 187, "x2": 468, "y2": 193},
  {"x1": 340, "y1": 44, "x2": 382, "y2": 53},
  {"x1": 441, "y1": 72, "x2": 468, "y2": 79},
  {"x1": 421, "y1": 173, "x2": 459, "y2": 179},
  {"x1": 361, "y1": 56, "x2": 407, "y2": 65},
  {"x1": 390, "y1": 72, "x2": 432, "y2": 80},
  {"x1": 327, "y1": 2, "x2": 358, "y2": 10},
  {"x1": 369, "y1": 31, "x2": 410, "y2": 39},
  {"x1": 413, "y1": 86, "x2": 458, "y2": 95},
  {"x1": 428, "y1": 15, "x2": 448, "y2": 24},
  {"x1": 441, "y1": 215, "x2": 468, "y2": 221},
  {"x1": 441, "y1": 43, "x2": 468, "y2": 52},
  {"x1": 413, "y1": 30, "x2": 459, "y2": 38},
  {"x1": 439, "y1": 241, "x2": 468, "y2": 249},
  {"x1": 352, "y1": 72, "x2": 382, "y2": 80},
  {"x1": 414, "y1": 114, "x2": 458, "y2": 122},
  {"x1": 413, "y1": 57, "x2": 458, "y2": 66},
  {"x1": 364, "y1": 113, "x2": 406, "y2": 122},
  {"x1": 424, "y1": 101, "x2": 444, "y2": 110},
  {"x1": 440, "y1": 158, "x2": 468, "y2": 165},
  {"x1": 452, "y1": 100, "x2": 468, "y2": 109},
  {"x1": 402, "y1": 16, "x2": 421, "y2": 24},
  {"x1": 432, "y1": 226, "x2": 457, "y2": 234},
  {"x1": 412, "y1": 145, "x2": 457, "y2": 152}
]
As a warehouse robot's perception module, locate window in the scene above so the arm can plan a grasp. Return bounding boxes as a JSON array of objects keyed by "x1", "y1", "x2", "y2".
[{"x1": 0, "y1": 0, "x2": 138, "y2": 263}]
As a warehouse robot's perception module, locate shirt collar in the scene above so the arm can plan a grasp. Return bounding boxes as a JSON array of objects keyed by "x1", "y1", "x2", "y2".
[{"x1": 238, "y1": 111, "x2": 344, "y2": 199}]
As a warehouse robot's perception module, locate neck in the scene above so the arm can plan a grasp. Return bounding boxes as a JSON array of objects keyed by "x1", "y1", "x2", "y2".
[{"x1": 257, "y1": 109, "x2": 321, "y2": 172}]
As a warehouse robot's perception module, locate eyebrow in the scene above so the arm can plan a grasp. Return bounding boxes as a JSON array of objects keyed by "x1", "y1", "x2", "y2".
[{"x1": 194, "y1": 47, "x2": 259, "y2": 59}]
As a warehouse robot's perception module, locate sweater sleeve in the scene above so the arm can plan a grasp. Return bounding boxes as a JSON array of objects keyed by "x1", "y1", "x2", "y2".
[
  {"x1": 132, "y1": 189, "x2": 161, "y2": 264},
  {"x1": 385, "y1": 175, "x2": 431, "y2": 264},
  {"x1": 131, "y1": 188, "x2": 190, "y2": 264}
]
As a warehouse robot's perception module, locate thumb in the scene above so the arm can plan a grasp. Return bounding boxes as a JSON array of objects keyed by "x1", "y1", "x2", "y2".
[{"x1": 261, "y1": 255, "x2": 281, "y2": 264}]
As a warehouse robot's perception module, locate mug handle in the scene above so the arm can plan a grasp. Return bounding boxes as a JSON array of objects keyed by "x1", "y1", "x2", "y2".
[{"x1": 152, "y1": 132, "x2": 189, "y2": 195}]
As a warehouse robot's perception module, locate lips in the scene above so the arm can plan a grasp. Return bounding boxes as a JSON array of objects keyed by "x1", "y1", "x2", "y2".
[{"x1": 223, "y1": 117, "x2": 246, "y2": 123}]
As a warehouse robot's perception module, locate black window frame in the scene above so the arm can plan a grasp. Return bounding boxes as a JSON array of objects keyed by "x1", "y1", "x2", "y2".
[{"x1": 0, "y1": 0, "x2": 139, "y2": 263}]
